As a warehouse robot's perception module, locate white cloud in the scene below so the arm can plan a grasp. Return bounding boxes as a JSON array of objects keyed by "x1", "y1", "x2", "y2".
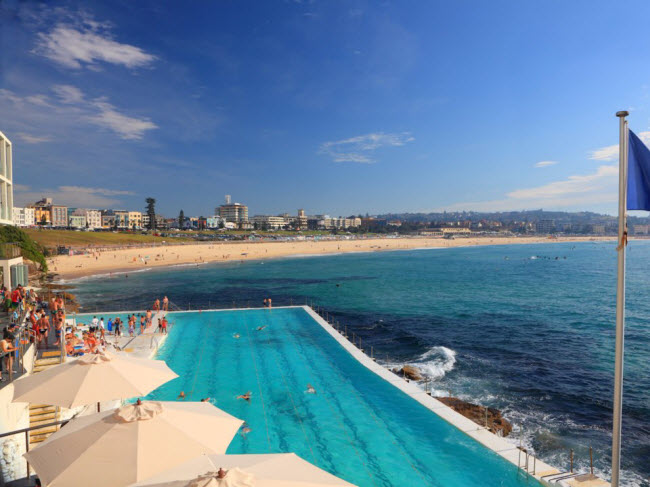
[
  {"x1": 589, "y1": 131, "x2": 650, "y2": 161},
  {"x1": 534, "y1": 160, "x2": 558, "y2": 168},
  {"x1": 34, "y1": 20, "x2": 156, "y2": 69},
  {"x1": 89, "y1": 99, "x2": 158, "y2": 140},
  {"x1": 320, "y1": 132, "x2": 414, "y2": 163},
  {"x1": 0, "y1": 87, "x2": 157, "y2": 140},
  {"x1": 17, "y1": 133, "x2": 53, "y2": 144},
  {"x1": 439, "y1": 165, "x2": 619, "y2": 212},
  {"x1": 52, "y1": 85, "x2": 85, "y2": 104},
  {"x1": 15, "y1": 185, "x2": 135, "y2": 208}
]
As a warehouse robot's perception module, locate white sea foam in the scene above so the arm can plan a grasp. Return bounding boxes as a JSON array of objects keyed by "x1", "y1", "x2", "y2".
[
  {"x1": 414, "y1": 346, "x2": 457, "y2": 379},
  {"x1": 382, "y1": 346, "x2": 457, "y2": 381}
]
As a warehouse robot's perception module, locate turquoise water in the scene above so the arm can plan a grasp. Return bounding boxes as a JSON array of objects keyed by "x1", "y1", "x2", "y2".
[
  {"x1": 70, "y1": 241, "x2": 650, "y2": 486},
  {"x1": 142, "y1": 307, "x2": 538, "y2": 487}
]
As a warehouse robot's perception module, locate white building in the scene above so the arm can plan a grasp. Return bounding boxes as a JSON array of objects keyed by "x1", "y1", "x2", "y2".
[
  {"x1": 0, "y1": 131, "x2": 14, "y2": 225},
  {"x1": 251, "y1": 215, "x2": 288, "y2": 230},
  {"x1": 206, "y1": 216, "x2": 226, "y2": 229},
  {"x1": 85, "y1": 209, "x2": 102, "y2": 229},
  {"x1": 12, "y1": 207, "x2": 35, "y2": 227},
  {"x1": 217, "y1": 195, "x2": 248, "y2": 223}
]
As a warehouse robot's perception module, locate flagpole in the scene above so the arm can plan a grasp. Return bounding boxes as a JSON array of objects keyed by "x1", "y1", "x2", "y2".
[{"x1": 611, "y1": 110, "x2": 629, "y2": 487}]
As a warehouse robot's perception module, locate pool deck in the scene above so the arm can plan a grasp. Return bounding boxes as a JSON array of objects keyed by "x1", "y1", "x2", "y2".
[{"x1": 300, "y1": 306, "x2": 611, "y2": 487}]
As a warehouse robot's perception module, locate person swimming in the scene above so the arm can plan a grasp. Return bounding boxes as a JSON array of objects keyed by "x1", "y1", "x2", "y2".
[
  {"x1": 178, "y1": 391, "x2": 186, "y2": 399},
  {"x1": 256, "y1": 325, "x2": 266, "y2": 331},
  {"x1": 306, "y1": 384, "x2": 316, "y2": 394},
  {"x1": 233, "y1": 333, "x2": 240, "y2": 339},
  {"x1": 240, "y1": 422, "x2": 252, "y2": 437},
  {"x1": 237, "y1": 392, "x2": 252, "y2": 402}
]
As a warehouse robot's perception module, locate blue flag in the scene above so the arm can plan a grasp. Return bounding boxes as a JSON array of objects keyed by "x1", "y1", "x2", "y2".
[{"x1": 627, "y1": 130, "x2": 650, "y2": 210}]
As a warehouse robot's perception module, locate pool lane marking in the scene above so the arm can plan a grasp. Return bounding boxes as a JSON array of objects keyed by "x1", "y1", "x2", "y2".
[
  {"x1": 187, "y1": 318, "x2": 211, "y2": 398},
  {"x1": 254, "y1": 312, "x2": 321, "y2": 467},
  {"x1": 243, "y1": 315, "x2": 273, "y2": 450},
  {"x1": 273, "y1": 313, "x2": 382, "y2": 486},
  {"x1": 292, "y1": 312, "x2": 431, "y2": 485}
]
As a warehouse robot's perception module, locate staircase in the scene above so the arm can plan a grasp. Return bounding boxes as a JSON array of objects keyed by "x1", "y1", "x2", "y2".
[{"x1": 28, "y1": 351, "x2": 63, "y2": 447}]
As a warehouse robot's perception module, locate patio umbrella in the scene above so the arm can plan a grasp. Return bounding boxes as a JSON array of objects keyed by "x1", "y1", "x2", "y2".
[
  {"x1": 130, "y1": 453, "x2": 357, "y2": 487},
  {"x1": 12, "y1": 351, "x2": 178, "y2": 408},
  {"x1": 25, "y1": 400, "x2": 244, "y2": 487}
]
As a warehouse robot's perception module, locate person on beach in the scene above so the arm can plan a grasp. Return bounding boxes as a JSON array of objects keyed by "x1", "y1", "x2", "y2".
[
  {"x1": 162, "y1": 296, "x2": 169, "y2": 311},
  {"x1": 237, "y1": 392, "x2": 251, "y2": 402}
]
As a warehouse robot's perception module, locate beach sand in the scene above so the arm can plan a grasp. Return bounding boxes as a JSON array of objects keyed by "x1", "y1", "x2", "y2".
[{"x1": 49, "y1": 235, "x2": 614, "y2": 280}]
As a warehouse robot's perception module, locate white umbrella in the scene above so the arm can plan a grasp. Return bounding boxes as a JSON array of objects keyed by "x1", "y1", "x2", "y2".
[
  {"x1": 130, "y1": 453, "x2": 357, "y2": 487},
  {"x1": 12, "y1": 351, "x2": 178, "y2": 408},
  {"x1": 25, "y1": 400, "x2": 244, "y2": 487}
]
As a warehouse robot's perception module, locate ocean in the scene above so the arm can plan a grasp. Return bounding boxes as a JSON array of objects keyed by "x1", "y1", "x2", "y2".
[{"x1": 67, "y1": 241, "x2": 650, "y2": 486}]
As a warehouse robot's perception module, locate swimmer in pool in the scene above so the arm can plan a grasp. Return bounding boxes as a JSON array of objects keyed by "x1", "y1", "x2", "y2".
[
  {"x1": 233, "y1": 333, "x2": 240, "y2": 339},
  {"x1": 178, "y1": 391, "x2": 186, "y2": 400},
  {"x1": 237, "y1": 392, "x2": 252, "y2": 402},
  {"x1": 240, "y1": 422, "x2": 252, "y2": 437},
  {"x1": 201, "y1": 397, "x2": 211, "y2": 402},
  {"x1": 256, "y1": 325, "x2": 266, "y2": 331},
  {"x1": 306, "y1": 384, "x2": 316, "y2": 394}
]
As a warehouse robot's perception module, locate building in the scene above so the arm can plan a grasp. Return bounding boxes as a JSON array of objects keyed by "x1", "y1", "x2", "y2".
[
  {"x1": 251, "y1": 215, "x2": 288, "y2": 230},
  {"x1": 217, "y1": 195, "x2": 248, "y2": 223},
  {"x1": 68, "y1": 214, "x2": 86, "y2": 229},
  {"x1": 206, "y1": 216, "x2": 225, "y2": 229},
  {"x1": 535, "y1": 219, "x2": 555, "y2": 234},
  {"x1": 28, "y1": 198, "x2": 51, "y2": 225},
  {"x1": 128, "y1": 211, "x2": 142, "y2": 230},
  {"x1": 12, "y1": 207, "x2": 35, "y2": 227},
  {"x1": 0, "y1": 131, "x2": 13, "y2": 225},
  {"x1": 297, "y1": 209, "x2": 308, "y2": 229},
  {"x1": 85, "y1": 209, "x2": 102, "y2": 229},
  {"x1": 633, "y1": 224, "x2": 650, "y2": 235},
  {"x1": 51, "y1": 205, "x2": 68, "y2": 227}
]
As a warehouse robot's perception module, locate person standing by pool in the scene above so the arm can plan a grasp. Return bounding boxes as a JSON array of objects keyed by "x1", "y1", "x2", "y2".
[
  {"x1": 107, "y1": 317, "x2": 113, "y2": 335},
  {"x1": 139, "y1": 315, "x2": 146, "y2": 335},
  {"x1": 153, "y1": 299, "x2": 160, "y2": 311},
  {"x1": 161, "y1": 316, "x2": 168, "y2": 334},
  {"x1": 146, "y1": 309, "x2": 152, "y2": 329},
  {"x1": 114, "y1": 318, "x2": 121, "y2": 337},
  {"x1": 162, "y1": 296, "x2": 169, "y2": 311},
  {"x1": 1, "y1": 332, "x2": 17, "y2": 381}
]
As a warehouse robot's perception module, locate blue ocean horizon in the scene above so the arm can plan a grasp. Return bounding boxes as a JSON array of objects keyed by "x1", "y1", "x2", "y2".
[{"x1": 69, "y1": 241, "x2": 650, "y2": 486}]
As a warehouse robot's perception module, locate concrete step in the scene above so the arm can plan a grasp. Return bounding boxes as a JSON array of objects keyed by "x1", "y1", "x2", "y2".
[
  {"x1": 29, "y1": 426, "x2": 58, "y2": 437},
  {"x1": 30, "y1": 415, "x2": 58, "y2": 427},
  {"x1": 41, "y1": 351, "x2": 62, "y2": 358},
  {"x1": 34, "y1": 358, "x2": 61, "y2": 367},
  {"x1": 29, "y1": 407, "x2": 56, "y2": 416}
]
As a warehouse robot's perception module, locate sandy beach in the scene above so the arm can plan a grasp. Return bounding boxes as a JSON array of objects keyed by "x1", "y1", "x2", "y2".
[{"x1": 48, "y1": 235, "x2": 615, "y2": 280}]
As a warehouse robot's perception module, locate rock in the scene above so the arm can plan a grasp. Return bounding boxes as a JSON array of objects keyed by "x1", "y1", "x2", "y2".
[
  {"x1": 437, "y1": 397, "x2": 513, "y2": 437},
  {"x1": 392, "y1": 365, "x2": 424, "y2": 381}
]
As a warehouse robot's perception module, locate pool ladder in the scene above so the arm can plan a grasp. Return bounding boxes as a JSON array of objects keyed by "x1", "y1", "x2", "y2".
[{"x1": 517, "y1": 445, "x2": 536, "y2": 477}]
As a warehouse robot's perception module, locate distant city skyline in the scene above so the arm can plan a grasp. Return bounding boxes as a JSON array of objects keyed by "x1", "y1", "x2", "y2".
[{"x1": 4, "y1": 1, "x2": 650, "y2": 216}]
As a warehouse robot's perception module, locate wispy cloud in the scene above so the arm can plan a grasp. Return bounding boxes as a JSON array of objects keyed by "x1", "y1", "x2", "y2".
[
  {"x1": 589, "y1": 131, "x2": 650, "y2": 161},
  {"x1": 0, "y1": 86, "x2": 157, "y2": 140},
  {"x1": 15, "y1": 185, "x2": 135, "y2": 208},
  {"x1": 33, "y1": 13, "x2": 156, "y2": 69},
  {"x1": 320, "y1": 132, "x2": 414, "y2": 163},
  {"x1": 439, "y1": 165, "x2": 619, "y2": 212},
  {"x1": 534, "y1": 160, "x2": 558, "y2": 168},
  {"x1": 89, "y1": 99, "x2": 158, "y2": 140},
  {"x1": 17, "y1": 133, "x2": 53, "y2": 144}
]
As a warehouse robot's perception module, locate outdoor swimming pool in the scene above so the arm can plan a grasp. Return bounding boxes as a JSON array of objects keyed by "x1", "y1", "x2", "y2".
[{"x1": 136, "y1": 308, "x2": 541, "y2": 487}]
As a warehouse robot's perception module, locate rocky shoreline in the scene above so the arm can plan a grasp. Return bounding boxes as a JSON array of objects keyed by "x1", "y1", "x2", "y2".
[{"x1": 392, "y1": 365, "x2": 512, "y2": 437}]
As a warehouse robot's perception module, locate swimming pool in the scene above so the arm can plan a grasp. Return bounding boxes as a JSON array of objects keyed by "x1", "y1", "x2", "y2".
[{"x1": 139, "y1": 307, "x2": 540, "y2": 487}]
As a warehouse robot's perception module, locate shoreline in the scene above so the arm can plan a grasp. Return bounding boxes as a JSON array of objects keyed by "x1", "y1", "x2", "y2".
[{"x1": 49, "y1": 236, "x2": 616, "y2": 281}]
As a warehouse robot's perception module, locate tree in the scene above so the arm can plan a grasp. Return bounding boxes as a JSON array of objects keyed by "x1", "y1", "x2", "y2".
[
  {"x1": 146, "y1": 198, "x2": 156, "y2": 230},
  {"x1": 178, "y1": 209, "x2": 185, "y2": 229},
  {"x1": 40, "y1": 214, "x2": 47, "y2": 226},
  {"x1": 218, "y1": 220, "x2": 225, "y2": 229}
]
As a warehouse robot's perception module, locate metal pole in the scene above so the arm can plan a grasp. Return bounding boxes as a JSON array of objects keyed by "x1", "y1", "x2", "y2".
[
  {"x1": 612, "y1": 110, "x2": 629, "y2": 487},
  {"x1": 570, "y1": 449, "x2": 574, "y2": 473},
  {"x1": 590, "y1": 446, "x2": 594, "y2": 475},
  {"x1": 25, "y1": 430, "x2": 29, "y2": 477}
]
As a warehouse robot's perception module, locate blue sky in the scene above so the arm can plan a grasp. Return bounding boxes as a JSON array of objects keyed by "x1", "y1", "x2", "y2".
[{"x1": 2, "y1": 0, "x2": 650, "y2": 217}]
